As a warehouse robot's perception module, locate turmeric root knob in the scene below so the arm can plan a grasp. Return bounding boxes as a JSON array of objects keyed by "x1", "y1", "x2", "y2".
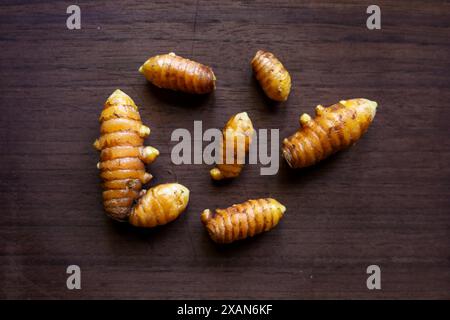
[
  {"x1": 94, "y1": 89, "x2": 160, "y2": 221},
  {"x1": 129, "y1": 183, "x2": 190, "y2": 228},
  {"x1": 251, "y1": 50, "x2": 291, "y2": 102},
  {"x1": 201, "y1": 198, "x2": 286, "y2": 244},
  {"x1": 210, "y1": 112, "x2": 254, "y2": 180},
  {"x1": 282, "y1": 98, "x2": 377, "y2": 168},
  {"x1": 139, "y1": 52, "x2": 216, "y2": 94}
]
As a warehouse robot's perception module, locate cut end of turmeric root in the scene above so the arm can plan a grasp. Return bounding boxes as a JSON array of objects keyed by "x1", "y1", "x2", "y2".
[
  {"x1": 339, "y1": 98, "x2": 377, "y2": 120},
  {"x1": 282, "y1": 98, "x2": 377, "y2": 169}
]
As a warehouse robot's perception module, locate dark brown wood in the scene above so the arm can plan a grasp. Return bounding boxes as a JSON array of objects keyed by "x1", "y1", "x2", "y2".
[{"x1": 0, "y1": 0, "x2": 449, "y2": 299}]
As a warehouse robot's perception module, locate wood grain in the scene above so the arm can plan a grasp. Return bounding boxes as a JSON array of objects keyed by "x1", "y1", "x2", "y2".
[{"x1": 0, "y1": 0, "x2": 449, "y2": 299}]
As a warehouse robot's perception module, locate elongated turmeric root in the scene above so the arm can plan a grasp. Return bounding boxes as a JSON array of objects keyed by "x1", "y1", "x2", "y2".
[
  {"x1": 94, "y1": 90, "x2": 190, "y2": 227},
  {"x1": 94, "y1": 89, "x2": 159, "y2": 220},
  {"x1": 251, "y1": 50, "x2": 291, "y2": 101},
  {"x1": 139, "y1": 52, "x2": 216, "y2": 94},
  {"x1": 282, "y1": 98, "x2": 377, "y2": 168},
  {"x1": 129, "y1": 183, "x2": 190, "y2": 228},
  {"x1": 210, "y1": 112, "x2": 254, "y2": 180},
  {"x1": 201, "y1": 198, "x2": 286, "y2": 244}
]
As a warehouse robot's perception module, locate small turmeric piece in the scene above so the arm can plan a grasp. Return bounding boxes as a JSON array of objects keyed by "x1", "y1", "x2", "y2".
[
  {"x1": 94, "y1": 90, "x2": 190, "y2": 226},
  {"x1": 282, "y1": 98, "x2": 378, "y2": 168},
  {"x1": 251, "y1": 50, "x2": 291, "y2": 101},
  {"x1": 210, "y1": 112, "x2": 254, "y2": 180},
  {"x1": 201, "y1": 198, "x2": 286, "y2": 244},
  {"x1": 129, "y1": 183, "x2": 190, "y2": 228},
  {"x1": 139, "y1": 52, "x2": 216, "y2": 94}
]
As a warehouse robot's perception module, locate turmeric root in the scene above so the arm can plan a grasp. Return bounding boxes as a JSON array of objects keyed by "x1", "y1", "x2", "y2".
[
  {"x1": 95, "y1": 90, "x2": 190, "y2": 228},
  {"x1": 251, "y1": 50, "x2": 291, "y2": 102},
  {"x1": 201, "y1": 198, "x2": 286, "y2": 244},
  {"x1": 210, "y1": 112, "x2": 254, "y2": 180},
  {"x1": 129, "y1": 183, "x2": 190, "y2": 228},
  {"x1": 139, "y1": 52, "x2": 216, "y2": 94},
  {"x1": 94, "y1": 89, "x2": 159, "y2": 220},
  {"x1": 282, "y1": 98, "x2": 377, "y2": 168}
]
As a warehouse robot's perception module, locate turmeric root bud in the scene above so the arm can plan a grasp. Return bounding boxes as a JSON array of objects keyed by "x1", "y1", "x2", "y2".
[
  {"x1": 210, "y1": 112, "x2": 254, "y2": 180},
  {"x1": 129, "y1": 183, "x2": 190, "y2": 228},
  {"x1": 251, "y1": 50, "x2": 291, "y2": 102},
  {"x1": 140, "y1": 146, "x2": 159, "y2": 164},
  {"x1": 139, "y1": 125, "x2": 150, "y2": 137},
  {"x1": 139, "y1": 52, "x2": 216, "y2": 94},
  {"x1": 282, "y1": 98, "x2": 377, "y2": 168},
  {"x1": 201, "y1": 198, "x2": 286, "y2": 244}
]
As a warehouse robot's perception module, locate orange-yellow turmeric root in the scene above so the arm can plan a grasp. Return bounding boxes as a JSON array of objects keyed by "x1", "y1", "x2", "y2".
[
  {"x1": 210, "y1": 112, "x2": 254, "y2": 180},
  {"x1": 251, "y1": 50, "x2": 291, "y2": 102},
  {"x1": 94, "y1": 90, "x2": 189, "y2": 226},
  {"x1": 201, "y1": 198, "x2": 286, "y2": 244},
  {"x1": 94, "y1": 89, "x2": 159, "y2": 220},
  {"x1": 129, "y1": 183, "x2": 190, "y2": 228},
  {"x1": 282, "y1": 98, "x2": 377, "y2": 168},
  {"x1": 139, "y1": 52, "x2": 216, "y2": 94}
]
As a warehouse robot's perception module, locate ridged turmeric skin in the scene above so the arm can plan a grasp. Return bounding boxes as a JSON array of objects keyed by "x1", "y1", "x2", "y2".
[
  {"x1": 129, "y1": 183, "x2": 190, "y2": 228},
  {"x1": 201, "y1": 198, "x2": 286, "y2": 244},
  {"x1": 251, "y1": 50, "x2": 291, "y2": 102},
  {"x1": 210, "y1": 112, "x2": 254, "y2": 180},
  {"x1": 139, "y1": 52, "x2": 216, "y2": 94},
  {"x1": 282, "y1": 98, "x2": 378, "y2": 168}
]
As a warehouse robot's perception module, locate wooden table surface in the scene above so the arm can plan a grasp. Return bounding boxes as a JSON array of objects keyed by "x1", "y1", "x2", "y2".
[{"x1": 1, "y1": 0, "x2": 449, "y2": 299}]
